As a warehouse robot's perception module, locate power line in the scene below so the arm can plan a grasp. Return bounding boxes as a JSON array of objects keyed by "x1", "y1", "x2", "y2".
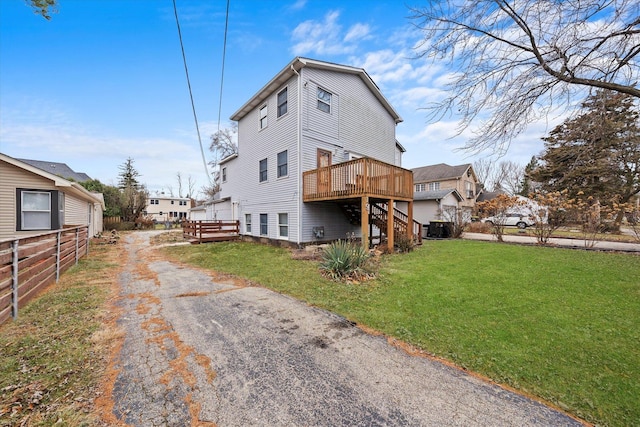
[
  {"x1": 217, "y1": 0, "x2": 230, "y2": 137},
  {"x1": 172, "y1": 0, "x2": 211, "y2": 184}
]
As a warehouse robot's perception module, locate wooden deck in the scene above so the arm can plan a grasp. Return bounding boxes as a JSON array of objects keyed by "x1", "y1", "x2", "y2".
[
  {"x1": 303, "y1": 157, "x2": 413, "y2": 202},
  {"x1": 182, "y1": 220, "x2": 240, "y2": 244}
]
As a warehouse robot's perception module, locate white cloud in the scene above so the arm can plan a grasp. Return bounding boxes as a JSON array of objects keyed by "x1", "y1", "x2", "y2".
[{"x1": 344, "y1": 23, "x2": 371, "y2": 43}]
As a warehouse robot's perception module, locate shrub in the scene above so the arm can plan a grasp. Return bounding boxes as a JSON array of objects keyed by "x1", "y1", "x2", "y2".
[
  {"x1": 465, "y1": 221, "x2": 491, "y2": 233},
  {"x1": 319, "y1": 240, "x2": 372, "y2": 281},
  {"x1": 394, "y1": 233, "x2": 415, "y2": 253}
]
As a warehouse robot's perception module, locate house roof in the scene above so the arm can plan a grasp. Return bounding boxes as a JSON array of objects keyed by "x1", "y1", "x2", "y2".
[
  {"x1": 17, "y1": 158, "x2": 92, "y2": 182},
  {"x1": 414, "y1": 189, "x2": 463, "y2": 202},
  {"x1": 1, "y1": 153, "x2": 104, "y2": 207},
  {"x1": 230, "y1": 57, "x2": 402, "y2": 124},
  {"x1": 412, "y1": 163, "x2": 473, "y2": 183}
]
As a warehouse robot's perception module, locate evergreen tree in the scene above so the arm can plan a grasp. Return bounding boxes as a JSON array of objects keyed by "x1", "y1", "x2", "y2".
[
  {"x1": 116, "y1": 158, "x2": 148, "y2": 221},
  {"x1": 531, "y1": 91, "x2": 640, "y2": 211}
]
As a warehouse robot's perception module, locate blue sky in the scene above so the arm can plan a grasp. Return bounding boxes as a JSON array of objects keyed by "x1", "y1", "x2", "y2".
[{"x1": 0, "y1": 0, "x2": 558, "y2": 197}]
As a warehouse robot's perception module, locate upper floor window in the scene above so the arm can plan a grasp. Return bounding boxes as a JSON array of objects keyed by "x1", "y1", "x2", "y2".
[
  {"x1": 259, "y1": 104, "x2": 268, "y2": 129},
  {"x1": 317, "y1": 88, "x2": 331, "y2": 113},
  {"x1": 179, "y1": 200, "x2": 188, "y2": 206},
  {"x1": 277, "y1": 87, "x2": 288, "y2": 117},
  {"x1": 277, "y1": 150, "x2": 288, "y2": 178},
  {"x1": 150, "y1": 199, "x2": 159, "y2": 205},
  {"x1": 171, "y1": 200, "x2": 175, "y2": 205},
  {"x1": 429, "y1": 182, "x2": 440, "y2": 191},
  {"x1": 415, "y1": 183, "x2": 426, "y2": 192},
  {"x1": 259, "y1": 158, "x2": 268, "y2": 182},
  {"x1": 222, "y1": 167, "x2": 227, "y2": 183}
]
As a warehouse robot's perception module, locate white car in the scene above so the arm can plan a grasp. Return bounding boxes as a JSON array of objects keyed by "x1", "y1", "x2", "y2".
[{"x1": 481, "y1": 212, "x2": 536, "y2": 229}]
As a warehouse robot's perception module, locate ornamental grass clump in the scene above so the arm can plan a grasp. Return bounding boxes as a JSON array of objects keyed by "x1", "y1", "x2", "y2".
[{"x1": 319, "y1": 240, "x2": 372, "y2": 282}]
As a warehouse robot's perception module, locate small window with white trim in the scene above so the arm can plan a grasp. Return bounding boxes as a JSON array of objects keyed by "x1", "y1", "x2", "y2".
[
  {"x1": 277, "y1": 87, "x2": 288, "y2": 117},
  {"x1": 245, "y1": 214, "x2": 252, "y2": 233},
  {"x1": 259, "y1": 104, "x2": 268, "y2": 129},
  {"x1": 278, "y1": 213, "x2": 288, "y2": 238},
  {"x1": 317, "y1": 87, "x2": 331, "y2": 113}
]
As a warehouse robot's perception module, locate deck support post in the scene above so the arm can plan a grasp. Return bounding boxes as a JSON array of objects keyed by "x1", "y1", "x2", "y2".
[
  {"x1": 407, "y1": 200, "x2": 414, "y2": 241},
  {"x1": 387, "y1": 199, "x2": 395, "y2": 252},
  {"x1": 361, "y1": 196, "x2": 369, "y2": 248}
]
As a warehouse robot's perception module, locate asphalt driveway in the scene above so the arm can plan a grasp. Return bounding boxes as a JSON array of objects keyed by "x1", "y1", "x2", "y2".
[{"x1": 110, "y1": 231, "x2": 585, "y2": 426}]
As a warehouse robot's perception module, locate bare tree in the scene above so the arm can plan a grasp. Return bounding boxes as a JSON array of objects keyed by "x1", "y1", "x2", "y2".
[
  {"x1": 205, "y1": 123, "x2": 238, "y2": 195},
  {"x1": 410, "y1": 0, "x2": 640, "y2": 155},
  {"x1": 473, "y1": 159, "x2": 524, "y2": 195}
]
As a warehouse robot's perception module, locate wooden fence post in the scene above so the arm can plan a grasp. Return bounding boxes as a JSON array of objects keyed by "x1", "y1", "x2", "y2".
[
  {"x1": 75, "y1": 228, "x2": 80, "y2": 265},
  {"x1": 11, "y1": 239, "x2": 18, "y2": 320}
]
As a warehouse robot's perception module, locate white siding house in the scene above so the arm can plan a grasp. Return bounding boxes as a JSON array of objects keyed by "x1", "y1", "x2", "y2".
[
  {"x1": 0, "y1": 153, "x2": 104, "y2": 240},
  {"x1": 216, "y1": 57, "x2": 416, "y2": 248}
]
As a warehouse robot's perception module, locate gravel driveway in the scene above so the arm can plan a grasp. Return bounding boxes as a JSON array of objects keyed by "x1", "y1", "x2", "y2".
[{"x1": 110, "y1": 231, "x2": 584, "y2": 426}]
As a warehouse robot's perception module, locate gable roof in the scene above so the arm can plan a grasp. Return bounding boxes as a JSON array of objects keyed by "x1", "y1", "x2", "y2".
[
  {"x1": 230, "y1": 57, "x2": 402, "y2": 124},
  {"x1": 18, "y1": 158, "x2": 92, "y2": 182},
  {"x1": 412, "y1": 163, "x2": 473, "y2": 183},
  {"x1": 1, "y1": 153, "x2": 104, "y2": 207},
  {"x1": 414, "y1": 188, "x2": 464, "y2": 202}
]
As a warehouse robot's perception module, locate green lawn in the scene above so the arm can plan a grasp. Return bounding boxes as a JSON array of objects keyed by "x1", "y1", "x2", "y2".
[{"x1": 163, "y1": 239, "x2": 639, "y2": 427}]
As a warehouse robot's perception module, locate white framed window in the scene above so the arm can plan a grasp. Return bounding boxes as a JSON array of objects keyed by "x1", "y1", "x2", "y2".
[
  {"x1": 179, "y1": 200, "x2": 188, "y2": 206},
  {"x1": 415, "y1": 183, "x2": 426, "y2": 192},
  {"x1": 278, "y1": 213, "x2": 288, "y2": 238},
  {"x1": 277, "y1": 150, "x2": 288, "y2": 178},
  {"x1": 259, "y1": 158, "x2": 268, "y2": 182},
  {"x1": 245, "y1": 214, "x2": 252, "y2": 233},
  {"x1": 429, "y1": 182, "x2": 440, "y2": 191},
  {"x1": 17, "y1": 189, "x2": 64, "y2": 231},
  {"x1": 317, "y1": 87, "x2": 331, "y2": 113},
  {"x1": 277, "y1": 87, "x2": 288, "y2": 117},
  {"x1": 171, "y1": 200, "x2": 175, "y2": 205},
  {"x1": 21, "y1": 191, "x2": 51, "y2": 230},
  {"x1": 260, "y1": 213, "x2": 268, "y2": 236},
  {"x1": 222, "y1": 167, "x2": 227, "y2": 183},
  {"x1": 259, "y1": 104, "x2": 268, "y2": 129}
]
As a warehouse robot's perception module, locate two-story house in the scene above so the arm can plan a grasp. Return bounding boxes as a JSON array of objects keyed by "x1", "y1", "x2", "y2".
[
  {"x1": 144, "y1": 195, "x2": 192, "y2": 222},
  {"x1": 213, "y1": 57, "x2": 418, "y2": 250},
  {"x1": 411, "y1": 163, "x2": 480, "y2": 225}
]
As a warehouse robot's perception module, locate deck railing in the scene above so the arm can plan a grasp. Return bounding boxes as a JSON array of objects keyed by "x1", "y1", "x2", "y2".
[
  {"x1": 182, "y1": 220, "x2": 240, "y2": 244},
  {"x1": 303, "y1": 157, "x2": 413, "y2": 202}
]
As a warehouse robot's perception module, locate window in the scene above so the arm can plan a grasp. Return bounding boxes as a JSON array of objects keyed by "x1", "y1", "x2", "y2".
[
  {"x1": 429, "y1": 182, "x2": 440, "y2": 191},
  {"x1": 259, "y1": 104, "x2": 268, "y2": 129},
  {"x1": 277, "y1": 87, "x2": 288, "y2": 117},
  {"x1": 171, "y1": 200, "x2": 175, "y2": 205},
  {"x1": 260, "y1": 214, "x2": 268, "y2": 236},
  {"x1": 415, "y1": 183, "x2": 426, "y2": 192},
  {"x1": 16, "y1": 189, "x2": 64, "y2": 231},
  {"x1": 277, "y1": 150, "x2": 288, "y2": 178},
  {"x1": 278, "y1": 213, "x2": 288, "y2": 238},
  {"x1": 150, "y1": 199, "x2": 159, "y2": 205},
  {"x1": 245, "y1": 214, "x2": 252, "y2": 233},
  {"x1": 222, "y1": 167, "x2": 227, "y2": 183},
  {"x1": 21, "y1": 191, "x2": 51, "y2": 230},
  {"x1": 179, "y1": 200, "x2": 188, "y2": 206},
  {"x1": 317, "y1": 88, "x2": 331, "y2": 113},
  {"x1": 259, "y1": 158, "x2": 268, "y2": 182}
]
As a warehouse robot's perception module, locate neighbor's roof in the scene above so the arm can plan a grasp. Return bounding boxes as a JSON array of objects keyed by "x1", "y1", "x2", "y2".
[
  {"x1": 412, "y1": 163, "x2": 472, "y2": 182},
  {"x1": 18, "y1": 158, "x2": 92, "y2": 182},
  {"x1": 230, "y1": 57, "x2": 402, "y2": 124},
  {"x1": 414, "y1": 189, "x2": 463, "y2": 202}
]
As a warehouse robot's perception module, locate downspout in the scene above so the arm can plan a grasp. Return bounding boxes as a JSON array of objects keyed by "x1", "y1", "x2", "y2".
[{"x1": 291, "y1": 64, "x2": 302, "y2": 246}]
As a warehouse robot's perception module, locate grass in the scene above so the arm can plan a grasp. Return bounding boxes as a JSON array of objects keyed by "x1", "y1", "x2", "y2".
[
  {"x1": 0, "y1": 242, "x2": 122, "y2": 426},
  {"x1": 163, "y1": 239, "x2": 640, "y2": 427}
]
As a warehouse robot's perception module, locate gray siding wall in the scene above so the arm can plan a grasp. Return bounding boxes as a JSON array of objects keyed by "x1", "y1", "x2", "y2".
[
  {"x1": 299, "y1": 67, "x2": 399, "y2": 243},
  {"x1": 221, "y1": 75, "x2": 300, "y2": 243}
]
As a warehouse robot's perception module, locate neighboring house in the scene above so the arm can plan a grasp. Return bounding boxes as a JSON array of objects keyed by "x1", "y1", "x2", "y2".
[
  {"x1": 413, "y1": 189, "x2": 464, "y2": 226},
  {"x1": 213, "y1": 57, "x2": 417, "y2": 249},
  {"x1": 144, "y1": 195, "x2": 192, "y2": 222},
  {"x1": 0, "y1": 153, "x2": 104, "y2": 240},
  {"x1": 412, "y1": 163, "x2": 480, "y2": 223}
]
